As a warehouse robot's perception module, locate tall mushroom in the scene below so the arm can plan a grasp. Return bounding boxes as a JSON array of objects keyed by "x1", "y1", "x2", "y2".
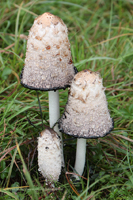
[
  {"x1": 20, "y1": 12, "x2": 77, "y2": 165},
  {"x1": 59, "y1": 69, "x2": 114, "y2": 178}
]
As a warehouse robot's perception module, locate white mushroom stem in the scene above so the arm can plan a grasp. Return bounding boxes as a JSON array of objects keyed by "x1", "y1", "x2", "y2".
[
  {"x1": 74, "y1": 138, "x2": 86, "y2": 179},
  {"x1": 48, "y1": 90, "x2": 64, "y2": 166},
  {"x1": 48, "y1": 90, "x2": 60, "y2": 134}
]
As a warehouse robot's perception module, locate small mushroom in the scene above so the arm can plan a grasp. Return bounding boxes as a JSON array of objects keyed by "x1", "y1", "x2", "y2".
[
  {"x1": 59, "y1": 69, "x2": 114, "y2": 178},
  {"x1": 38, "y1": 127, "x2": 63, "y2": 183}
]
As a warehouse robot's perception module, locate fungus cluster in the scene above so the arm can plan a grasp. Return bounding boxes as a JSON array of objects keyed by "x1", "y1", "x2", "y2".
[
  {"x1": 20, "y1": 12, "x2": 77, "y2": 181},
  {"x1": 20, "y1": 12, "x2": 114, "y2": 183}
]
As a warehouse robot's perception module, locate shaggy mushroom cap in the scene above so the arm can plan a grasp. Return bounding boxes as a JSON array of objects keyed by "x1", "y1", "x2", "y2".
[
  {"x1": 20, "y1": 12, "x2": 76, "y2": 91},
  {"x1": 38, "y1": 128, "x2": 63, "y2": 182},
  {"x1": 59, "y1": 69, "x2": 114, "y2": 138}
]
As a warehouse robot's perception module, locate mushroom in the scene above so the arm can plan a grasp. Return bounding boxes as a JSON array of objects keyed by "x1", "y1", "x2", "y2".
[
  {"x1": 38, "y1": 127, "x2": 63, "y2": 183},
  {"x1": 59, "y1": 69, "x2": 114, "y2": 179},
  {"x1": 20, "y1": 12, "x2": 77, "y2": 165}
]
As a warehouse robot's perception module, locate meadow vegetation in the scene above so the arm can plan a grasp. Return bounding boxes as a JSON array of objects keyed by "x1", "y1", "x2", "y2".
[{"x1": 0, "y1": 0, "x2": 133, "y2": 199}]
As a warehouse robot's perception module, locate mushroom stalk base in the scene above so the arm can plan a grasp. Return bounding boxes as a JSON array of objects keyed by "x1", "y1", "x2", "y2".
[
  {"x1": 48, "y1": 90, "x2": 64, "y2": 166},
  {"x1": 74, "y1": 138, "x2": 86, "y2": 179}
]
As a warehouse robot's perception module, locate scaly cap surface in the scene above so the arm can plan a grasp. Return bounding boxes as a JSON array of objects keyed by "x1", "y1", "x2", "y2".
[
  {"x1": 20, "y1": 12, "x2": 76, "y2": 91},
  {"x1": 59, "y1": 69, "x2": 113, "y2": 138},
  {"x1": 38, "y1": 128, "x2": 63, "y2": 182}
]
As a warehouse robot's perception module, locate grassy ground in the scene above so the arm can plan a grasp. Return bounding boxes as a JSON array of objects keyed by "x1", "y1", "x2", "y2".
[{"x1": 0, "y1": 0, "x2": 133, "y2": 199}]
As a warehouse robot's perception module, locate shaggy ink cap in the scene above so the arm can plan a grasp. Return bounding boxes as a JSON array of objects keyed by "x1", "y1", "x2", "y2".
[
  {"x1": 38, "y1": 128, "x2": 63, "y2": 182},
  {"x1": 59, "y1": 69, "x2": 114, "y2": 139},
  {"x1": 20, "y1": 12, "x2": 77, "y2": 167},
  {"x1": 20, "y1": 12, "x2": 76, "y2": 91}
]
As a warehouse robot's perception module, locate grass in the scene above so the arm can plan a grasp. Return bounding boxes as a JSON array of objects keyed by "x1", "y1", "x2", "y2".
[{"x1": 0, "y1": 0, "x2": 133, "y2": 199}]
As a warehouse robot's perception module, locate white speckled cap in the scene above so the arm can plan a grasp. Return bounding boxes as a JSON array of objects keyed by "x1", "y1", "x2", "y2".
[
  {"x1": 38, "y1": 128, "x2": 63, "y2": 182},
  {"x1": 59, "y1": 69, "x2": 114, "y2": 138},
  {"x1": 20, "y1": 12, "x2": 76, "y2": 91}
]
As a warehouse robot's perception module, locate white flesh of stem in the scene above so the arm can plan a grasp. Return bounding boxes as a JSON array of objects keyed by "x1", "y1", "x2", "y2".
[
  {"x1": 48, "y1": 90, "x2": 64, "y2": 166},
  {"x1": 74, "y1": 138, "x2": 86, "y2": 179},
  {"x1": 48, "y1": 91, "x2": 60, "y2": 132}
]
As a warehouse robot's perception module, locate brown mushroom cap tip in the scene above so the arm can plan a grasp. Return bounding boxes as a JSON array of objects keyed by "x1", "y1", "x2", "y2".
[
  {"x1": 35, "y1": 12, "x2": 65, "y2": 28},
  {"x1": 74, "y1": 69, "x2": 101, "y2": 85}
]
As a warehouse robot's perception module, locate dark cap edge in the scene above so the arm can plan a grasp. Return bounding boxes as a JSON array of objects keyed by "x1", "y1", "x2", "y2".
[
  {"x1": 58, "y1": 119, "x2": 114, "y2": 139},
  {"x1": 20, "y1": 66, "x2": 78, "y2": 92}
]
